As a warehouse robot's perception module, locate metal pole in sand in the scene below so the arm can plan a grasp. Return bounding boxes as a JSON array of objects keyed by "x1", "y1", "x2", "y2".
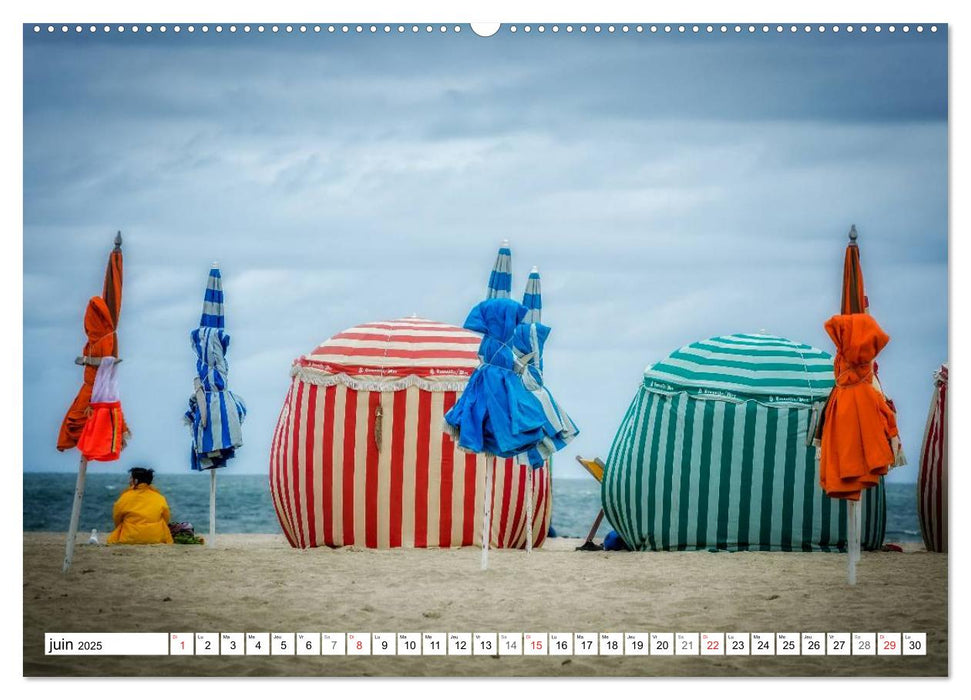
[
  {"x1": 209, "y1": 469, "x2": 216, "y2": 548},
  {"x1": 63, "y1": 457, "x2": 88, "y2": 573},
  {"x1": 482, "y1": 455, "x2": 494, "y2": 570}
]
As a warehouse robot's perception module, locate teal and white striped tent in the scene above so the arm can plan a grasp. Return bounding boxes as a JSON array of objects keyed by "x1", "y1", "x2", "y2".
[{"x1": 602, "y1": 333, "x2": 886, "y2": 552}]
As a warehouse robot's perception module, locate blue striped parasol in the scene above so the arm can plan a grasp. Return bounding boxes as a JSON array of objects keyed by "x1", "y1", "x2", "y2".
[
  {"x1": 446, "y1": 247, "x2": 579, "y2": 566},
  {"x1": 514, "y1": 266, "x2": 578, "y2": 465},
  {"x1": 486, "y1": 240, "x2": 512, "y2": 299},
  {"x1": 522, "y1": 266, "x2": 542, "y2": 324},
  {"x1": 185, "y1": 264, "x2": 246, "y2": 546},
  {"x1": 200, "y1": 266, "x2": 225, "y2": 328}
]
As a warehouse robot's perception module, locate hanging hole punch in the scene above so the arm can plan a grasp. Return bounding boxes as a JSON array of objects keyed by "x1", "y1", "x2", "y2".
[{"x1": 471, "y1": 23, "x2": 500, "y2": 37}]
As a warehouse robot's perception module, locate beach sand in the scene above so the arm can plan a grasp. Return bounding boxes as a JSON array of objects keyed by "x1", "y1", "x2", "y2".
[{"x1": 23, "y1": 533, "x2": 946, "y2": 677}]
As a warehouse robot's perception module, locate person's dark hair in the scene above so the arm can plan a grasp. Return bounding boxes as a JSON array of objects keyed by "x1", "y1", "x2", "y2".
[{"x1": 128, "y1": 467, "x2": 154, "y2": 486}]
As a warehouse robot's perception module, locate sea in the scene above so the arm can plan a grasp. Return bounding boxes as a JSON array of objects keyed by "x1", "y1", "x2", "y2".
[{"x1": 23, "y1": 472, "x2": 924, "y2": 544}]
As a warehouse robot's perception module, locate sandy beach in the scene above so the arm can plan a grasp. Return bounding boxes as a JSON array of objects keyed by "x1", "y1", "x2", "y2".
[{"x1": 23, "y1": 533, "x2": 946, "y2": 677}]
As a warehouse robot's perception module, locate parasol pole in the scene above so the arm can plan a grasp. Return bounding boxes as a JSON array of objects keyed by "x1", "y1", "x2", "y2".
[
  {"x1": 62, "y1": 457, "x2": 88, "y2": 573},
  {"x1": 209, "y1": 469, "x2": 216, "y2": 548},
  {"x1": 482, "y1": 455, "x2": 495, "y2": 570},
  {"x1": 525, "y1": 465, "x2": 533, "y2": 555},
  {"x1": 847, "y1": 500, "x2": 859, "y2": 585},
  {"x1": 205, "y1": 260, "x2": 221, "y2": 549}
]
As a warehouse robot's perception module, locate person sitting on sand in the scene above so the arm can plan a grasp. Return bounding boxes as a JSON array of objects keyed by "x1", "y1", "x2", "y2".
[{"x1": 107, "y1": 467, "x2": 174, "y2": 545}]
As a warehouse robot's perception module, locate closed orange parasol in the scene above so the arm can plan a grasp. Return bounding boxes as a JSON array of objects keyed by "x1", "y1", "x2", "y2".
[
  {"x1": 60, "y1": 232, "x2": 128, "y2": 573},
  {"x1": 819, "y1": 225, "x2": 903, "y2": 584},
  {"x1": 57, "y1": 233, "x2": 125, "y2": 450},
  {"x1": 819, "y1": 313, "x2": 898, "y2": 499}
]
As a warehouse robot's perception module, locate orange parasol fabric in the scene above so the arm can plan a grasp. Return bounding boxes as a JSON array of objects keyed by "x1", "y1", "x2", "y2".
[
  {"x1": 841, "y1": 229, "x2": 868, "y2": 315},
  {"x1": 56, "y1": 236, "x2": 126, "y2": 451},
  {"x1": 101, "y1": 235, "x2": 123, "y2": 354},
  {"x1": 819, "y1": 313, "x2": 899, "y2": 500}
]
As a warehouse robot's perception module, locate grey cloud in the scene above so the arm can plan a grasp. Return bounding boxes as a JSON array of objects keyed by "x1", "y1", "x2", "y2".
[{"x1": 23, "y1": 29, "x2": 947, "y2": 481}]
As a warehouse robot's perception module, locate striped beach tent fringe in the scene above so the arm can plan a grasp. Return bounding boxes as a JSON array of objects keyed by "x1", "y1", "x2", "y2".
[{"x1": 291, "y1": 364, "x2": 470, "y2": 393}]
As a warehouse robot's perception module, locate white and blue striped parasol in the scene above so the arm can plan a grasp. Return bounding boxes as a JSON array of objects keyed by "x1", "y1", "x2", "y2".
[
  {"x1": 185, "y1": 265, "x2": 246, "y2": 472},
  {"x1": 185, "y1": 265, "x2": 246, "y2": 547},
  {"x1": 486, "y1": 240, "x2": 512, "y2": 299},
  {"x1": 513, "y1": 266, "x2": 578, "y2": 468},
  {"x1": 522, "y1": 266, "x2": 542, "y2": 324},
  {"x1": 445, "y1": 247, "x2": 578, "y2": 565},
  {"x1": 200, "y1": 266, "x2": 225, "y2": 328}
]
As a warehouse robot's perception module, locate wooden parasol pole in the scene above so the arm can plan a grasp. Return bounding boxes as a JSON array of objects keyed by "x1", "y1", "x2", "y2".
[
  {"x1": 63, "y1": 457, "x2": 88, "y2": 573},
  {"x1": 585, "y1": 510, "x2": 605, "y2": 544}
]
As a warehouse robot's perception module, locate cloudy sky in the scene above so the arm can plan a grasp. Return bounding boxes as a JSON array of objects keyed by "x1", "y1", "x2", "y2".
[{"x1": 23, "y1": 25, "x2": 947, "y2": 481}]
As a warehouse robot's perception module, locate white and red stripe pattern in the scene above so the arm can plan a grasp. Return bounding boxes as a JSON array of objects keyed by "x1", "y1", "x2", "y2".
[
  {"x1": 270, "y1": 319, "x2": 552, "y2": 549},
  {"x1": 917, "y1": 364, "x2": 948, "y2": 553},
  {"x1": 295, "y1": 318, "x2": 481, "y2": 384}
]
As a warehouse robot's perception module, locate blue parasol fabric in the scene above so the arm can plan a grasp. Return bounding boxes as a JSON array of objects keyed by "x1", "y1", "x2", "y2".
[
  {"x1": 511, "y1": 277, "x2": 579, "y2": 466},
  {"x1": 445, "y1": 300, "x2": 578, "y2": 467},
  {"x1": 185, "y1": 266, "x2": 246, "y2": 470},
  {"x1": 444, "y1": 298, "x2": 548, "y2": 458}
]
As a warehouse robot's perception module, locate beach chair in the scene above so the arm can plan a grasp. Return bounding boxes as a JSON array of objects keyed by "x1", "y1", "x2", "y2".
[{"x1": 575, "y1": 456, "x2": 606, "y2": 551}]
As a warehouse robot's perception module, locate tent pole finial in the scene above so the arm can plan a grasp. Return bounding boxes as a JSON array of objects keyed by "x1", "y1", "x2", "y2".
[
  {"x1": 114, "y1": 231, "x2": 123, "y2": 250},
  {"x1": 848, "y1": 224, "x2": 858, "y2": 244}
]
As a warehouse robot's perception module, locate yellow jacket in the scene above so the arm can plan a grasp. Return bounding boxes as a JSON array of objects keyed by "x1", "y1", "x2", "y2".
[{"x1": 107, "y1": 484, "x2": 174, "y2": 545}]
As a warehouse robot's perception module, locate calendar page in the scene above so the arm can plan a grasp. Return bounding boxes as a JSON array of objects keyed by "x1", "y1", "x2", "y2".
[{"x1": 19, "y1": 1, "x2": 950, "y2": 682}]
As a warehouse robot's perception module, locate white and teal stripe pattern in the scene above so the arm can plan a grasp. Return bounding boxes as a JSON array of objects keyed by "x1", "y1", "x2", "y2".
[
  {"x1": 602, "y1": 334, "x2": 885, "y2": 552},
  {"x1": 644, "y1": 333, "x2": 835, "y2": 405}
]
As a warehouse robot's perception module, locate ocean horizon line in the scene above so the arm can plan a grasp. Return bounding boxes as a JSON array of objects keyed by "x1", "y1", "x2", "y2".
[{"x1": 19, "y1": 469, "x2": 922, "y2": 485}]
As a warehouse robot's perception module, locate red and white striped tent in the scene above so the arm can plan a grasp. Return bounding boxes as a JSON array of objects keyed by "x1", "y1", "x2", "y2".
[
  {"x1": 269, "y1": 317, "x2": 553, "y2": 549},
  {"x1": 917, "y1": 364, "x2": 948, "y2": 553}
]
